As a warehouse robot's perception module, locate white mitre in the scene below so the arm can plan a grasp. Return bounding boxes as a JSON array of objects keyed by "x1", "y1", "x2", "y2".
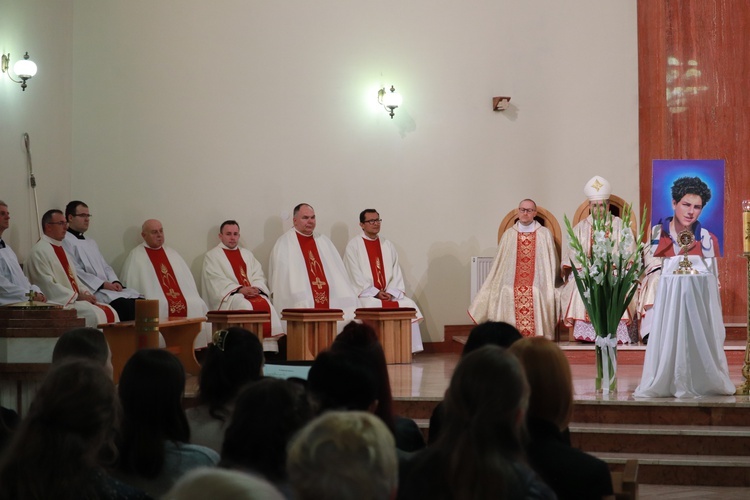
[{"x1": 583, "y1": 175, "x2": 612, "y2": 201}]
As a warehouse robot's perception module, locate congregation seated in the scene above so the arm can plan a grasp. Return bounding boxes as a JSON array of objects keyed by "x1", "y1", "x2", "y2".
[
  {"x1": 164, "y1": 467, "x2": 284, "y2": 500},
  {"x1": 186, "y1": 327, "x2": 264, "y2": 452},
  {"x1": 0, "y1": 359, "x2": 151, "y2": 500},
  {"x1": 52, "y1": 326, "x2": 114, "y2": 379},
  {"x1": 428, "y1": 321, "x2": 522, "y2": 445},
  {"x1": 287, "y1": 411, "x2": 398, "y2": 500},
  {"x1": 510, "y1": 337, "x2": 614, "y2": 500},
  {"x1": 220, "y1": 377, "x2": 313, "y2": 496},
  {"x1": 398, "y1": 345, "x2": 556, "y2": 500},
  {"x1": 114, "y1": 349, "x2": 219, "y2": 497},
  {"x1": 330, "y1": 321, "x2": 426, "y2": 452}
]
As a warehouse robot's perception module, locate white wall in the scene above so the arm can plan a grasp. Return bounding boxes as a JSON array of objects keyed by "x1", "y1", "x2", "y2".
[
  {"x1": 4, "y1": 1, "x2": 639, "y2": 342},
  {"x1": 0, "y1": 0, "x2": 73, "y2": 257}
]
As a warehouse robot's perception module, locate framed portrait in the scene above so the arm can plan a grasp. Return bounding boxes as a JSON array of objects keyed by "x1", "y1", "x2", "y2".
[{"x1": 651, "y1": 159, "x2": 725, "y2": 256}]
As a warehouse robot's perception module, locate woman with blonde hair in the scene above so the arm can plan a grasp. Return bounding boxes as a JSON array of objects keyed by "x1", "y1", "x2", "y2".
[{"x1": 510, "y1": 337, "x2": 613, "y2": 500}]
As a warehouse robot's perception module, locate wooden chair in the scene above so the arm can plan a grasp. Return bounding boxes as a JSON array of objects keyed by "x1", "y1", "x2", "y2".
[
  {"x1": 498, "y1": 205, "x2": 564, "y2": 341},
  {"x1": 611, "y1": 459, "x2": 639, "y2": 500},
  {"x1": 498, "y1": 205, "x2": 562, "y2": 265},
  {"x1": 572, "y1": 194, "x2": 637, "y2": 232}
]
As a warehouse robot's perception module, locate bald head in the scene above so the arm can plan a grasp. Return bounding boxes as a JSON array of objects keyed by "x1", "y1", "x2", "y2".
[{"x1": 141, "y1": 219, "x2": 164, "y2": 248}]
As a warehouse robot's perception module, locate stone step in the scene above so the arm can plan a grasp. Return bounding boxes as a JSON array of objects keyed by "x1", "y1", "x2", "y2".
[
  {"x1": 572, "y1": 400, "x2": 750, "y2": 426},
  {"x1": 592, "y1": 451, "x2": 750, "y2": 487},
  {"x1": 571, "y1": 422, "x2": 750, "y2": 456}
]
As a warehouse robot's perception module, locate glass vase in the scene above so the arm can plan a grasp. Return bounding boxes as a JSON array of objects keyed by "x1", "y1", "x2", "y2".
[{"x1": 594, "y1": 337, "x2": 618, "y2": 394}]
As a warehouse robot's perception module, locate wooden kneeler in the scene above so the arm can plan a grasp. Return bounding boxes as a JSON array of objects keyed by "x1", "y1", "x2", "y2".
[
  {"x1": 281, "y1": 309, "x2": 343, "y2": 361},
  {"x1": 354, "y1": 307, "x2": 416, "y2": 364},
  {"x1": 206, "y1": 310, "x2": 271, "y2": 345}
]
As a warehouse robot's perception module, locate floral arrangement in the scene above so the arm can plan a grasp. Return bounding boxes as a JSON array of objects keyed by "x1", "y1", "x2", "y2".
[{"x1": 564, "y1": 203, "x2": 647, "y2": 392}]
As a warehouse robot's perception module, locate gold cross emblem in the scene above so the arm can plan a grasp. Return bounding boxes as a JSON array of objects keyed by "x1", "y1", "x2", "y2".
[{"x1": 312, "y1": 277, "x2": 326, "y2": 290}]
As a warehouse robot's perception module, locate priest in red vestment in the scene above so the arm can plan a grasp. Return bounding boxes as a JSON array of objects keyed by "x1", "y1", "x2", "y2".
[
  {"x1": 343, "y1": 209, "x2": 424, "y2": 352},
  {"x1": 25, "y1": 209, "x2": 118, "y2": 328},
  {"x1": 121, "y1": 219, "x2": 210, "y2": 347},
  {"x1": 201, "y1": 219, "x2": 284, "y2": 351},
  {"x1": 268, "y1": 203, "x2": 359, "y2": 332}
]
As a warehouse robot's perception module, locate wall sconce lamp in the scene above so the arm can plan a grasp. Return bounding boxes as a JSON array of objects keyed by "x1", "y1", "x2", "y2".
[
  {"x1": 2, "y1": 52, "x2": 38, "y2": 91},
  {"x1": 492, "y1": 96, "x2": 511, "y2": 111},
  {"x1": 378, "y1": 85, "x2": 403, "y2": 118}
]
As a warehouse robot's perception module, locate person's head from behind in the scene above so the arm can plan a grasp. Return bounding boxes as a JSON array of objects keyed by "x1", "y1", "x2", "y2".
[
  {"x1": 221, "y1": 377, "x2": 313, "y2": 482},
  {"x1": 117, "y1": 349, "x2": 189, "y2": 477},
  {"x1": 442, "y1": 345, "x2": 529, "y2": 454},
  {"x1": 52, "y1": 327, "x2": 113, "y2": 379},
  {"x1": 163, "y1": 467, "x2": 284, "y2": 500},
  {"x1": 199, "y1": 327, "x2": 264, "y2": 419},
  {"x1": 287, "y1": 411, "x2": 397, "y2": 500},
  {"x1": 510, "y1": 337, "x2": 573, "y2": 431},
  {"x1": 0, "y1": 359, "x2": 117, "y2": 500},
  {"x1": 307, "y1": 350, "x2": 378, "y2": 414},
  {"x1": 330, "y1": 321, "x2": 394, "y2": 429},
  {"x1": 463, "y1": 321, "x2": 523, "y2": 356}
]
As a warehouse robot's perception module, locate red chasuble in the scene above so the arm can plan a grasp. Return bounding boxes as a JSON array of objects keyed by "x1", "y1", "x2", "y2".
[
  {"x1": 144, "y1": 247, "x2": 188, "y2": 317},
  {"x1": 513, "y1": 232, "x2": 537, "y2": 337},
  {"x1": 222, "y1": 248, "x2": 272, "y2": 337},
  {"x1": 51, "y1": 243, "x2": 115, "y2": 322},
  {"x1": 295, "y1": 233, "x2": 330, "y2": 309},
  {"x1": 362, "y1": 238, "x2": 398, "y2": 308}
]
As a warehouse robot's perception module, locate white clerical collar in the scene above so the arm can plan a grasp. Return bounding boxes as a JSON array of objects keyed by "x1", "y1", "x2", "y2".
[
  {"x1": 517, "y1": 221, "x2": 538, "y2": 233},
  {"x1": 294, "y1": 229, "x2": 314, "y2": 238},
  {"x1": 42, "y1": 234, "x2": 63, "y2": 246},
  {"x1": 219, "y1": 243, "x2": 239, "y2": 251},
  {"x1": 143, "y1": 242, "x2": 163, "y2": 250},
  {"x1": 361, "y1": 234, "x2": 379, "y2": 241}
]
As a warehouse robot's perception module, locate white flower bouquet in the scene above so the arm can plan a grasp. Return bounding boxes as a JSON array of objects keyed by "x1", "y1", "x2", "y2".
[{"x1": 564, "y1": 203, "x2": 647, "y2": 393}]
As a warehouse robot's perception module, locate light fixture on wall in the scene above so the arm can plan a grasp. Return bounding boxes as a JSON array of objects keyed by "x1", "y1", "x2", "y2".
[
  {"x1": 378, "y1": 85, "x2": 402, "y2": 118},
  {"x1": 2, "y1": 52, "x2": 38, "y2": 91},
  {"x1": 492, "y1": 96, "x2": 511, "y2": 111}
]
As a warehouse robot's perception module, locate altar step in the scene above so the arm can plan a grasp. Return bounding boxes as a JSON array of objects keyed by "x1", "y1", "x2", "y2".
[{"x1": 571, "y1": 402, "x2": 750, "y2": 486}]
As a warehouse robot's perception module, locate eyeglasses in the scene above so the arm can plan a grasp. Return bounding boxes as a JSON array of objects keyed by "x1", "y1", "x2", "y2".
[
  {"x1": 46, "y1": 221, "x2": 68, "y2": 226},
  {"x1": 518, "y1": 208, "x2": 536, "y2": 214},
  {"x1": 74, "y1": 213, "x2": 92, "y2": 219},
  {"x1": 363, "y1": 219, "x2": 382, "y2": 224}
]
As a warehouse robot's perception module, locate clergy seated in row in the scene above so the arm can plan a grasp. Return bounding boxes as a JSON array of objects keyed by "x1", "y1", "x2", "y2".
[
  {"x1": 62, "y1": 200, "x2": 141, "y2": 321},
  {"x1": 0, "y1": 201, "x2": 46, "y2": 305},
  {"x1": 637, "y1": 176, "x2": 720, "y2": 342},
  {"x1": 25, "y1": 209, "x2": 119, "y2": 328},
  {"x1": 468, "y1": 199, "x2": 557, "y2": 338},
  {"x1": 200, "y1": 220, "x2": 284, "y2": 352},
  {"x1": 121, "y1": 219, "x2": 211, "y2": 348},
  {"x1": 560, "y1": 176, "x2": 637, "y2": 344},
  {"x1": 344, "y1": 209, "x2": 424, "y2": 352},
  {"x1": 268, "y1": 203, "x2": 359, "y2": 332}
]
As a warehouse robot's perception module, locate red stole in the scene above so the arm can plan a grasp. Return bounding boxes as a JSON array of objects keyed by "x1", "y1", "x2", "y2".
[
  {"x1": 144, "y1": 247, "x2": 188, "y2": 317},
  {"x1": 222, "y1": 248, "x2": 272, "y2": 337},
  {"x1": 513, "y1": 231, "x2": 537, "y2": 337},
  {"x1": 362, "y1": 238, "x2": 398, "y2": 308},
  {"x1": 51, "y1": 243, "x2": 115, "y2": 322},
  {"x1": 295, "y1": 233, "x2": 329, "y2": 308}
]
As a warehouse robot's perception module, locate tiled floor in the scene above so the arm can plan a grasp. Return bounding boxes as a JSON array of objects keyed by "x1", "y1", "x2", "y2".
[{"x1": 390, "y1": 347, "x2": 750, "y2": 497}]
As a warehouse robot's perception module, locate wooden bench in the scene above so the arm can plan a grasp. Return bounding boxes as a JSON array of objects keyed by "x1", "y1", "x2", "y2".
[
  {"x1": 206, "y1": 310, "x2": 271, "y2": 344},
  {"x1": 281, "y1": 309, "x2": 343, "y2": 361},
  {"x1": 611, "y1": 459, "x2": 639, "y2": 500},
  {"x1": 99, "y1": 316, "x2": 205, "y2": 383},
  {"x1": 355, "y1": 307, "x2": 416, "y2": 364}
]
